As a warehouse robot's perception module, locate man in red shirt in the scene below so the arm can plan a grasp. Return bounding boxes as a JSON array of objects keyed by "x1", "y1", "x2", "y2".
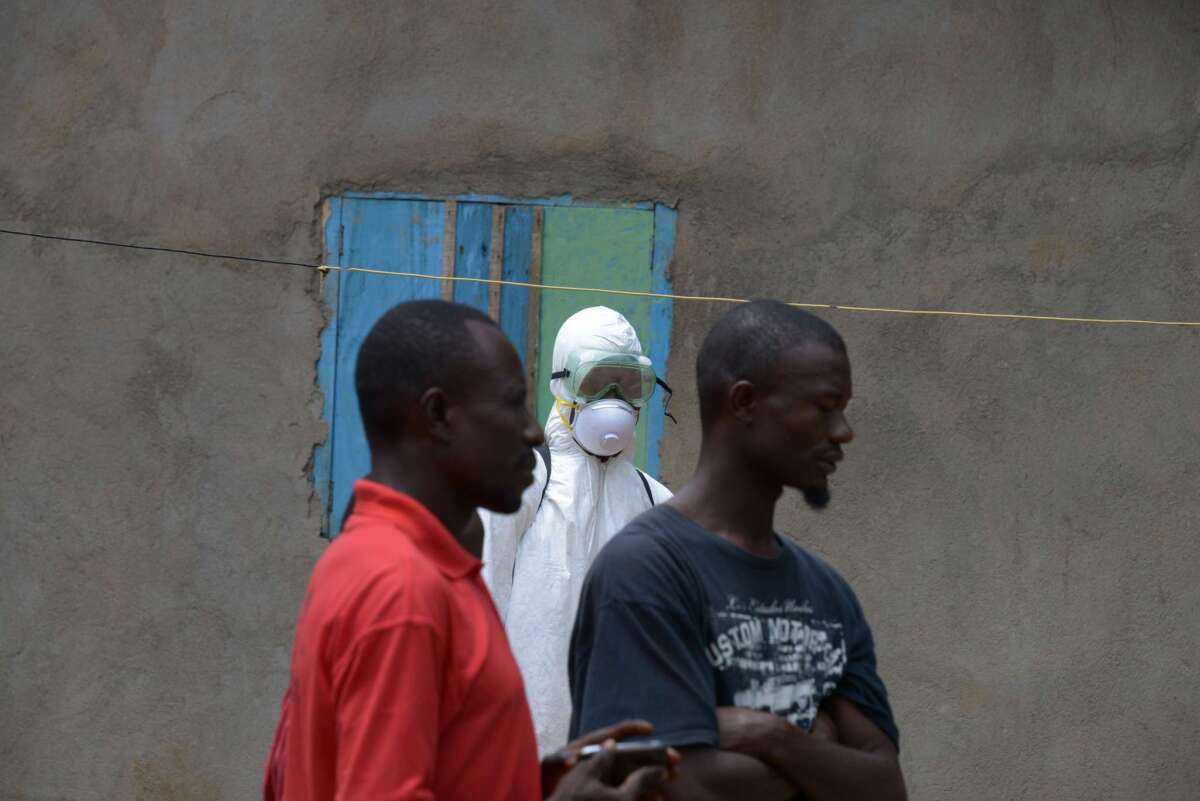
[{"x1": 264, "y1": 300, "x2": 671, "y2": 801}]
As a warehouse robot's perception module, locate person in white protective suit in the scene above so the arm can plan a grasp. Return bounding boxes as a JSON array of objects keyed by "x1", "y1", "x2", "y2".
[{"x1": 480, "y1": 306, "x2": 674, "y2": 756}]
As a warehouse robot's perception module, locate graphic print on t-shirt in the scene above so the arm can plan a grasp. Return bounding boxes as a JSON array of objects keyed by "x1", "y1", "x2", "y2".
[{"x1": 705, "y1": 596, "x2": 847, "y2": 730}]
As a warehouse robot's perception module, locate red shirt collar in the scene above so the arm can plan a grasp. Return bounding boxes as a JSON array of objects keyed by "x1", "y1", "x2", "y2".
[{"x1": 351, "y1": 479, "x2": 482, "y2": 579}]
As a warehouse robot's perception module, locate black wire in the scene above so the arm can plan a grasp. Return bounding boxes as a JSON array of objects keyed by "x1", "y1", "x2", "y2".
[{"x1": 0, "y1": 227, "x2": 321, "y2": 270}]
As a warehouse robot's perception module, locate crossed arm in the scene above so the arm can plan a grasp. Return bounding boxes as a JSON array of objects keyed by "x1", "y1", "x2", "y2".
[{"x1": 664, "y1": 697, "x2": 906, "y2": 801}]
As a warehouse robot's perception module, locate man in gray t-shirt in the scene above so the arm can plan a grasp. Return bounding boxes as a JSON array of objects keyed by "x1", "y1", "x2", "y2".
[
  {"x1": 569, "y1": 301, "x2": 907, "y2": 801},
  {"x1": 570, "y1": 505, "x2": 897, "y2": 748}
]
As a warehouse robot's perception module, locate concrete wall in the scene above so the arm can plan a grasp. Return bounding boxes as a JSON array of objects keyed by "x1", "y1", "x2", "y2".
[{"x1": 2, "y1": 1, "x2": 1197, "y2": 799}]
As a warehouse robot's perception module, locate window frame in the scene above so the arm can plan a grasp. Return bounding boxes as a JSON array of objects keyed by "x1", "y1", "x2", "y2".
[{"x1": 315, "y1": 192, "x2": 677, "y2": 536}]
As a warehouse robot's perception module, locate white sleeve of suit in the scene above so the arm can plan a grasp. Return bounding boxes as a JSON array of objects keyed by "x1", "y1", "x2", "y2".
[{"x1": 479, "y1": 450, "x2": 548, "y2": 621}]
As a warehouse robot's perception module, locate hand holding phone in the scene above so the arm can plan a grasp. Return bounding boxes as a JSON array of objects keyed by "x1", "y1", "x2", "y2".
[
  {"x1": 548, "y1": 739, "x2": 674, "y2": 800},
  {"x1": 578, "y1": 739, "x2": 673, "y2": 784},
  {"x1": 542, "y1": 720, "x2": 678, "y2": 800}
]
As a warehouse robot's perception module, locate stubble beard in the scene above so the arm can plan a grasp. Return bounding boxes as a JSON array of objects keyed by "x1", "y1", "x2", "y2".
[{"x1": 801, "y1": 485, "x2": 831, "y2": 510}]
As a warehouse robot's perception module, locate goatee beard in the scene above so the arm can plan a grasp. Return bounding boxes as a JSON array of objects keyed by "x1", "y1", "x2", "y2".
[{"x1": 802, "y1": 486, "x2": 831, "y2": 510}]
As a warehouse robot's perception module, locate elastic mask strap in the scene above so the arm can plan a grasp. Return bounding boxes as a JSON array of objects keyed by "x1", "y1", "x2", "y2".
[
  {"x1": 552, "y1": 373, "x2": 576, "y2": 422},
  {"x1": 555, "y1": 398, "x2": 581, "y2": 429},
  {"x1": 656, "y1": 377, "x2": 678, "y2": 424}
]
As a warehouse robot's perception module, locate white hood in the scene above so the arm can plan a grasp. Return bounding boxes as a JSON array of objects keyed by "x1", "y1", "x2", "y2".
[
  {"x1": 549, "y1": 305, "x2": 645, "y2": 404},
  {"x1": 479, "y1": 306, "x2": 671, "y2": 756}
]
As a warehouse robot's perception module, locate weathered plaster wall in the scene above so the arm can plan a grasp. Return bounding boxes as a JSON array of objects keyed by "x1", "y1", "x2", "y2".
[{"x1": 2, "y1": 1, "x2": 1197, "y2": 799}]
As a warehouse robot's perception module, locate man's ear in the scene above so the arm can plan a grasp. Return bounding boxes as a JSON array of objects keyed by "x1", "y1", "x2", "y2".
[
  {"x1": 728, "y1": 380, "x2": 756, "y2": 425},
  {"x1": 419, "y1": 387, "x2": 453, "y2": 443}
]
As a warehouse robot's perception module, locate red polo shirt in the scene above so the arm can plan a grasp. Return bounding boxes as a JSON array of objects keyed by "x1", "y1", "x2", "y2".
[{"x1": 264, "y1": 480, "x2": 541, "y2": 801}]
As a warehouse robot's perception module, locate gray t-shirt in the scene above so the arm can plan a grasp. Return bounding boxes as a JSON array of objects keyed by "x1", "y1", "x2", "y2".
[{"x1": 569, "y1": 504, "x2": 898, "y2": 749}]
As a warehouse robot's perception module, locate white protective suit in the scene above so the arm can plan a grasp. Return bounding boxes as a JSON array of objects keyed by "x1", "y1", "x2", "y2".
[{"x1": 480, "y1": 306, "x2": 672, "y2": 756}]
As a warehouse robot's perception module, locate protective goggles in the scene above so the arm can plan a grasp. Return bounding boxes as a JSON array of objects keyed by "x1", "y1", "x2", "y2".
[{"x1": 552, "y1": 349, "x2": 663, "y2": 407}]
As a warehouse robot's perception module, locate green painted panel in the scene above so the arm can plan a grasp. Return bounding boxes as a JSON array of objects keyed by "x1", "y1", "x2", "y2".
[{"x1": 536, "y1": 206, "x2": 656, "y2": 469}]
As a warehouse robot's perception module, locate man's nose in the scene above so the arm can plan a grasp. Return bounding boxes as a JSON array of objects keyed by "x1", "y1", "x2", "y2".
[
  {"x1": 830, "y1": 411, "x2": 854, "y2": 444},
  {"x1": 525, "y1": 414, "x2": 545, "y2": 446}
]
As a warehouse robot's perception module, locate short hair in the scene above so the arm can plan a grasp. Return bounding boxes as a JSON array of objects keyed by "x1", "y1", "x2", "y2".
[
  {"x1": 696, "y1": 300, "x2": 845, "y2": 430},
  {"x1": 355, "y1": 300, "x2": 497, "y2": 449}
]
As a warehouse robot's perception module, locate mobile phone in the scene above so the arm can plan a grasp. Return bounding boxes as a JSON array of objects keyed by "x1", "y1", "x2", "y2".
[{"x1": 578, "y1": 739, "x2": 671, "y2": 780}]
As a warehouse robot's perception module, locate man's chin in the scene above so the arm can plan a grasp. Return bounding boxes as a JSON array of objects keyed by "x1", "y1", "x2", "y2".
[
  {"x1": 801, "y1": 485, "x2": 831, "y2": 511},
  {"x1": 481, "y1": 491, "x2": 524, "y2": 515}
]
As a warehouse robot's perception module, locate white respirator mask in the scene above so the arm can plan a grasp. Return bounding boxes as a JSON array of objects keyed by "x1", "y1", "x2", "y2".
[{"x1": 566, "y1": 398, "x2": 638, "y2": 457}]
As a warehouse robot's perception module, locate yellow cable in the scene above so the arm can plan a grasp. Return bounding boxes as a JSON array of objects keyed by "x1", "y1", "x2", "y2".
[
  {"x1": 3, "y1": 228, "x2": 1194, "y2": 329},
  {"x1": 319, "y1": 264, "x2": 1200, "y2": 328}
]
